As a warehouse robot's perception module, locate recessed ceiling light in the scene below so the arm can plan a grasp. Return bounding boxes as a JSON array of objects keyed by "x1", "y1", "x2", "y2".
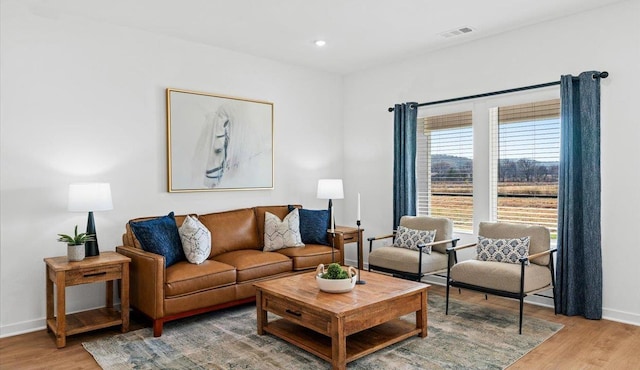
[{"x1": 314, "y1": 40, "x2": 326, "y2": 47}]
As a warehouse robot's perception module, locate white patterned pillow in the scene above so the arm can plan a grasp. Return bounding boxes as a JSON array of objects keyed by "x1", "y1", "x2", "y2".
[
  {"x1": 392, "y1": 226, "x2": 436, "y2": 254},
  {"x1": 477, "y1": 236, "x2": 530, "y2": 264},
  {"x1": 263, "y1": 208, "x2": 305, "y2": 251},
  {"x1": 178, "y1": 215, "x2": 211, "y2": 264}
]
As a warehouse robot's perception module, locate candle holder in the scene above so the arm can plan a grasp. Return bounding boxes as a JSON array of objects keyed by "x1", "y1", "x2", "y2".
[
  {"x1": 356, "y1": 220, "x2": 366, "y2": 285},
  {"x1": 331, "y1": 229, "x2": 336, "y2": 263}
]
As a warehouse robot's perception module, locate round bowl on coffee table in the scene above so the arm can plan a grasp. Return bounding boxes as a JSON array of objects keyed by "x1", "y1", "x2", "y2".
[{"x1": 315, "y1": 264, "x2": 358, "y2": 293}]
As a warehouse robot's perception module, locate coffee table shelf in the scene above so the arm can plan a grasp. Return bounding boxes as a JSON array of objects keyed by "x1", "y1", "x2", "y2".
[{"x1": 264, "y1": 317, "x2": 420, "y2": 363}]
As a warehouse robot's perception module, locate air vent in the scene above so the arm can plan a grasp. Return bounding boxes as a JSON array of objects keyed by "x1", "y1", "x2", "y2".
[{"x1": 439, "y1": 26, "x2": 476, "y2": 38}]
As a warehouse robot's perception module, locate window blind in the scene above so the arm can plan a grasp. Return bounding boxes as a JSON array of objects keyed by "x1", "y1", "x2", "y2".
[
  {"x1": 417, "y1": 111, "x2": 473, "y2": 232},
  {"x1": 490, "y1": 99, "x2": 560, "y2": 234}
]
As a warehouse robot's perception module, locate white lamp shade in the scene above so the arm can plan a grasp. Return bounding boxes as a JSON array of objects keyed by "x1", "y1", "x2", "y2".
[
  {"x1": 317, "y1": 179, "x2": 344, "y2": 200},
  {"x1": 68, "y1": 183, "x2": 113, "y2": 212}
]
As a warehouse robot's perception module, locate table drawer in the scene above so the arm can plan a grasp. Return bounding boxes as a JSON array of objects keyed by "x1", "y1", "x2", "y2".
[
  {"x1": 342, "y1": 233, "x2": 357, "y2": 243},
  {"x1": 65, "y1": 265, "x2": 122, "y2": 286},
  {"x1": 265, "y1": 296, "x2": 329, "y2": 335}
]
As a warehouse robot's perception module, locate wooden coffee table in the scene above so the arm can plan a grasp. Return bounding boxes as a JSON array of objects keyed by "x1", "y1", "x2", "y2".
[{"x1": 254, "y1": 270, "x2": 429, "y2": 370}]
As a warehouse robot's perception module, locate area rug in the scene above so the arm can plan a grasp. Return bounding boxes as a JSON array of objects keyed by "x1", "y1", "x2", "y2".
[{"x1": 83, "y1": 294, "x2": 562, "y2": 369}]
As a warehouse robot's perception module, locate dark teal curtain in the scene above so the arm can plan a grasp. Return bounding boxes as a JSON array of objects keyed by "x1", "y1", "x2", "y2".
[
  {"x1": 393, "y1": 102, "x2": 417, "y2": 229},
  {"x1": 556, "y1": 71, "x2": 602, "y2": 319}
]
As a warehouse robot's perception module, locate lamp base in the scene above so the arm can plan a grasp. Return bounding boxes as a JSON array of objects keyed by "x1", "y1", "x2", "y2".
[
  {"x1": 85, "y1": 211, "x2": 100, "y2": 257},
  {"x1": 85, "y1": 241, "x2": 100, "y2": 257}
]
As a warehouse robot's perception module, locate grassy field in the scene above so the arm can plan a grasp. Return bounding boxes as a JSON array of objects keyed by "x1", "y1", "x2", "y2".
[{"x1": 427, "y1": 182, "x2": 558, "y2": 235}]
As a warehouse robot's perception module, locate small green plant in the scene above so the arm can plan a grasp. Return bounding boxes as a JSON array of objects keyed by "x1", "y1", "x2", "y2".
[
  {"x1": 57, "y1": 225, "x2": 95, "y2": 245},
  {"x1": 321, "y1": 263, "x2": 349, "y2": 279}
]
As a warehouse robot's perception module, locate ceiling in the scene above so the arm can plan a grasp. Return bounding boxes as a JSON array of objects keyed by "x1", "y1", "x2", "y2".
[{"x1": 23, "y1": 0, "x2": 625, "y2": 74}]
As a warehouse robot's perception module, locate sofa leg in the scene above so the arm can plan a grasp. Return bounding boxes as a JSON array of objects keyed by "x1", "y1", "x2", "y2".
[{"x1": 153, "y1": 320, "x2": 164, "y2": 337}]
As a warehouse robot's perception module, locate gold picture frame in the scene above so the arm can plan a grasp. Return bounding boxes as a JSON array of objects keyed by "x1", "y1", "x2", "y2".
[{"x1": 166, "y1": 88, "x2": 274, "y2": 192}]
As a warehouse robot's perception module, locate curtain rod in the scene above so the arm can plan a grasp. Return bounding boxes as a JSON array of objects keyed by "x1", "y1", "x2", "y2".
[{"x1": 387, "y1": 71, "x2": 609, "y2": 112}]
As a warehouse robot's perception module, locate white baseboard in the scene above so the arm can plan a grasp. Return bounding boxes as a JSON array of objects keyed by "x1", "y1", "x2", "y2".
[
  {"x1": 0, "y1": 318, "x2": 46, "y2": 338},
  {"x1": 602, "y1": 307, "x2": 640, "y2": 326}
]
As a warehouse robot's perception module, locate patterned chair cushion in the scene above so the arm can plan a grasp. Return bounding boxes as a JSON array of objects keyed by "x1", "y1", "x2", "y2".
[
  {"x1": 476, "y1": 236, "x2": 530, "y2": 264},
  {"x1": 392, "y1": 226, "x2": 436, "y2": 254}
]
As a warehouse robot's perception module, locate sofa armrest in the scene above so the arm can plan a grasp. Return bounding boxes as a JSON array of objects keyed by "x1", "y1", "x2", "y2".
[{"x1": 116, "y1": 245, "x2": 165, "y2": 320}]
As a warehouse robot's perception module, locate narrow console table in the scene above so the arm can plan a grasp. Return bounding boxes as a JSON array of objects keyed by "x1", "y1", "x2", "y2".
[{"x1": 44, "y1": 251, "x2": 130, "y2": 348}]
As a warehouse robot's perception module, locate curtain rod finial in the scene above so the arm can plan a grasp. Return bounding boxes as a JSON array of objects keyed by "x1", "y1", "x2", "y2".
[
  {"x1": 593, "y1": 71, "x2": 609, "y2": 79},
  {"x1": 388, "y1": 107, "x2": 395, "y2": 112}
]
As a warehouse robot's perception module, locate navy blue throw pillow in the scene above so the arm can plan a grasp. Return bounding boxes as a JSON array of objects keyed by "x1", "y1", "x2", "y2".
[
  {"x1": 129, "y1": 212, "x2": 185, "y2": 267},
  {"x1": 288, "y1": 205, "x2": 330, "y2": 246}
]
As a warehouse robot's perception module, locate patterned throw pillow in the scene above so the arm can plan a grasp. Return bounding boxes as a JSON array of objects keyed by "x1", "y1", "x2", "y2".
[
  {"x1": 476, "y1": 236, "x2": 530, "y2": 264},
  {"x1": 129, "y1": 212, "x2": 185, "y2": 267},
  {"x1": 264, "y1": 208, "x2": 305, "y2": 251},
  {"x1": 178, "y1": 215, "x2": 211, "y2": 264},
  {"x1": 392, "y1": 226, "x2": 436, "y2": 254}
]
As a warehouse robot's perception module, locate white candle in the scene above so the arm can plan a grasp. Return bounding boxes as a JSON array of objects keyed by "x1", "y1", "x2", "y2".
[
  {"x1": 331, "y1": 205, "x2": 335, "y2": 232},
  {"x1": 357, "y1": 193, "x2": 361, "y2": 221}
]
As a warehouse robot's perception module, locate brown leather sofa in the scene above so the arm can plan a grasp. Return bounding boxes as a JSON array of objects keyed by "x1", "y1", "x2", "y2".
[{"x1": 116, "y1": 205, "x2": 344, "y2": 337}]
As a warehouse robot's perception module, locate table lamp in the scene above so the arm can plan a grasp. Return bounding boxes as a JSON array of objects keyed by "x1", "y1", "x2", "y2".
[
  {"x1": 317, "y1": 179, "x2": 343, "y2": 232},
  {"x1": 317, "y1": 179, "x2": 343, "y2": 263},
  {"x1": 68, "y1": 183, "x2": 113, "y2": 257}
]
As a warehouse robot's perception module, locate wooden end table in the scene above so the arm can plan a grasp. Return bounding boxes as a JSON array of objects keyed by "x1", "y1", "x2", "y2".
[
  {"x1": 331, "y1": 226, "x2": 365, "y2": 270},
  {"x1": 44, "y1": 251, "x2": 130, "y2": 348},
  {"x1": 255, "y1": 270, "x2": 428, "y2": 370}
]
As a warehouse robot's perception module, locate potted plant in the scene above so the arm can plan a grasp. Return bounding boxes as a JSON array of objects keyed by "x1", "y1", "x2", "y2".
[
  {"x1": 57, "y1": 225, "x2": 95, "y2": 261},
  {"x1": 315, "y1": 263, "x2": 357, "y2": 293}
]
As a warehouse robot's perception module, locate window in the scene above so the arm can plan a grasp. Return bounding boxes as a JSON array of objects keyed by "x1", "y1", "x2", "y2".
[
  {"x1": 417, "y1": 111, "x2": 473, "y2": 232},
  {"x1": 490, "y1": 99, "x2": 560, "y2": 236}
]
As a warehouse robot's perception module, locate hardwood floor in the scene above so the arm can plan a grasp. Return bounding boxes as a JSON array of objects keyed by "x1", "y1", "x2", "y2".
[{"x1": 1, "y1": 285, "x2": 639, "y2": 369}]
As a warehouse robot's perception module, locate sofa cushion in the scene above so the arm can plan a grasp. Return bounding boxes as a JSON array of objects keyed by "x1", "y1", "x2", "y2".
[
  {"x1": 165, "y1": 260, "x2": 236, "y2": 298},
  {"x1": 179, "y1": 215, "x2": 211, "y2": 264},
  {"x1": 129, "y1": 212, "x2": 185, "y2": 267},
  {"x1": 199, "y1": 208, "x2": 260, "y2": 257},
  {"x1": 276, "y1": 244, "x2": 338, "y2": 270},
  {"x1": 393, "y1": 226, "x2": 436, "y2": 254},
  {"x1": 288, "y1": 205, "x2": 330, "y2": 246},
  {"x1": 124, "y1": 214, "x2": 189, "y2": 250},
  {"x1": 255, "y1": 205, "x2": 301, "y2": 248},
  {"x1": 264, "y1": 209, "x2": 304, "y2": 251},
  {"x1": 214, "y1": 250, "x2": 292, "y2": 282}
]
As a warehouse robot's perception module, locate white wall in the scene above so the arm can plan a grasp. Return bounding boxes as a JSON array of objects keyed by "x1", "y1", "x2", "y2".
[
  {"x1": 343, "y1": 0, "x2": 640, "y2": 325},
  {"x1": 0, "y1": 3, "x2": 344, "y2": 336}
]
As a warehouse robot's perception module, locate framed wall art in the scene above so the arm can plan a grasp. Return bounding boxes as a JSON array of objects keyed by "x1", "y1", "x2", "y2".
[{"x1": 166, "y1": 88, "x2": 274, "y2": 192}]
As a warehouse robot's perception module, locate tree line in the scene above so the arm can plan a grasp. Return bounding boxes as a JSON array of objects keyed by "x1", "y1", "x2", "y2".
[{"x1": 431, "y1": 157, "x2": 559, "y2": 183}]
